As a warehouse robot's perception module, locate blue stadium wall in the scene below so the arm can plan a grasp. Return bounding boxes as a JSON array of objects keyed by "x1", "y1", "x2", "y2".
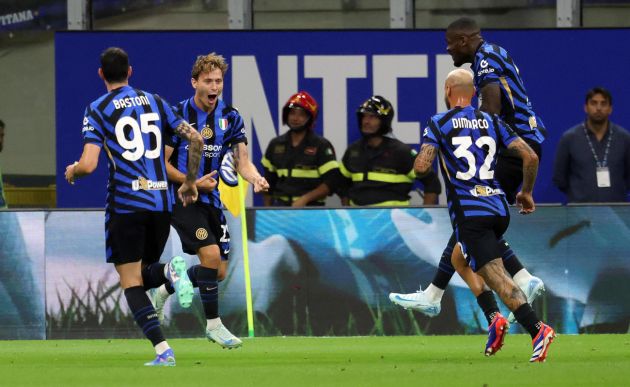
[
  {"x1": 2, "y1": 206, "x2": 629, "y2": 339},
  {"x1": 55, "y1": 29, "x2": 630, "y2": 207}
]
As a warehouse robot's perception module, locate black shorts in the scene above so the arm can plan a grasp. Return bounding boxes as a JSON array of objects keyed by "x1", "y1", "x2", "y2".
[
  {"x1": 495, "y1": 139, "x2": 542, "y2": 204},
  {"x1": 171, "y1": 201, "x2": 230, "y2": 259},
  {"x1": 106, "y1": 211, "x2": 171, "y2": 265},
  {"x1": 456, "y1": 215, "x2": 510, "y2": 272}
]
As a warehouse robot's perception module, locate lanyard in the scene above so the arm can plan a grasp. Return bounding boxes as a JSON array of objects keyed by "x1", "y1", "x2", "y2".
[{"x1": 583, "y1": 122, "x2": 613, "y2": 168}]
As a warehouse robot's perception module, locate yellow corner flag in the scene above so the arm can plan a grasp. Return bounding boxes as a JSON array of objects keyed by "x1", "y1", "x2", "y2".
[{"x1": 218, "y1": 178, "x2": 248, "y2": 217}]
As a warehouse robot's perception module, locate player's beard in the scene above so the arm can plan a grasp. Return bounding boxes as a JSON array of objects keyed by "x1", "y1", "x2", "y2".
[{"x1": 444, "y1": 95, "x2": 451, "y2": 110}]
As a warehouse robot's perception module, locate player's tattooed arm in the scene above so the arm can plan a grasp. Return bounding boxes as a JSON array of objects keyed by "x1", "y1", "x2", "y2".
[
  {"x1": 414, "y1": 144, "x2": 438, "y2": 177},
  {"x1": 479, "y1": 83, "x2": 502, "y2": 115},
  {"x1": 232, "y1": 142, "x2": 270, "y2": 192},
  {"x1": 175, "y1": 121, "x2": 203, "y2": 181},
  {"x1": 508, "y1": 137, "x2": 539, "y2": 193}
]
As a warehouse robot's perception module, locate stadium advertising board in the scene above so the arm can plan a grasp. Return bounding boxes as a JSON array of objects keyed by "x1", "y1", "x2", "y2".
[{"x1": 56, "y1": 29, "x2": 630, "y2": 207}]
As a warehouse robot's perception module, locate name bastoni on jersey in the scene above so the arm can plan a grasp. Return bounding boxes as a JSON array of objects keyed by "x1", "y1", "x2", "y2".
[
  {"x1": 132, "y1": 176, "x2": 168, "y2": 191},
  {"x1": 112, "y1": 95, "x2": 151, "y2": 110},
  {"x1": 452, "y1": 117, "x2": 490, "y2": 129}
]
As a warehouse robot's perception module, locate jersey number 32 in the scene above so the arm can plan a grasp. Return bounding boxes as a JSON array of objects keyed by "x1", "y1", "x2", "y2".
[{"x1": 452, "y1": 136, "x2": 496, "y2": 181}]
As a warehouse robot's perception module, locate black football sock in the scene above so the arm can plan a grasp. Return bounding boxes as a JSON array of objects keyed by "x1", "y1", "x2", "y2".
[
  {"x1": 432, "y1": 234, "x2": 457, "y2": 289},
  {"x1": 513, "y1": 303, "x2": 542, "y2": 338},
  {"x1": 499, "y1": 238, "x2": 525, "y2": 277},
  {"x1": 124, "y1": 286, "x2": 166, "y2": 346},
  {"x1": 196, "y1": 265, "x2": 219, "y2": 320},
  {"x1": 476, "y1": 291, "x2": 500, "y2": 325},
  {"x1": 141, "y1": 263, "x2": 167, "y2": 290}
]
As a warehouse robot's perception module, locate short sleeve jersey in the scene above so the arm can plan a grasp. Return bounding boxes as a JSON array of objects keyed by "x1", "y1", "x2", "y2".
[
  {"x1": 167, "y1": 98, "x2": 247, "y2": 208},
  {"x1": 473, "y1": 41, "x2": 545, "y2": 143},
  {"x1": 82, "y1": 85, "x2": 183, "y2": 213},
  {"x1": 423, "y1": 105, "x2": 518, "y2": 224}
]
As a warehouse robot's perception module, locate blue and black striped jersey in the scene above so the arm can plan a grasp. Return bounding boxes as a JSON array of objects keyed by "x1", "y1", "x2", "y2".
[
  {"x1": 423, "y1": 106, "x2": 517, "y2": 223},
  {"x1": 167, "y1": 98, "x2": 247, "y2": 208},
  {"x1": 82, "y1": 85, "x2": 183, "y2": 213},
  {"x1": 473, "y1": 41, "x2": 546, "y2": 144}
]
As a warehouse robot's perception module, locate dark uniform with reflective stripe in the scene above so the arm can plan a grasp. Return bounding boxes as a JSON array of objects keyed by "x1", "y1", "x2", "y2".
[
  {"x1": 340, "y1": 136, "x2": 441, "y2": 206},
  {"x1": 262, "y1": 131, "x2": 342, "y2": 206}
]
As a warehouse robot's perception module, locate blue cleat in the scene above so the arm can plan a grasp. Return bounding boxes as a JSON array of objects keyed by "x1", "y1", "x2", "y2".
[
  {"x1": 485, "y1": 313, "x2": 509, "y2": 356},
  {"x1": 144, "y1": 348, "x2": 176, "y2": 367},
  {"x1": 530, "y1": 323, "x2": 555, "y2": 363},
  {"x1": 165, "y1": 256, "x2": 193, "y2": 308}
]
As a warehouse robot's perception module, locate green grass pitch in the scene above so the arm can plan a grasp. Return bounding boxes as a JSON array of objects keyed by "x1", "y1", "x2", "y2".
[{"x1": 1, "y1": 335, "x2": 629, "y2": 386}]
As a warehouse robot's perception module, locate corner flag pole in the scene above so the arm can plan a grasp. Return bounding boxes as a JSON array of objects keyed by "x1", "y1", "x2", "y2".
[{"x1": 238, "y1": 174, "x2": 255, "y2": 338}]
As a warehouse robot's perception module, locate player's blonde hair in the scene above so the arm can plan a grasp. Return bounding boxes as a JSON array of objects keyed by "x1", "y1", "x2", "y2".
[{"x1": 191, "y1": 53, "x2": 229, "y2": 79}]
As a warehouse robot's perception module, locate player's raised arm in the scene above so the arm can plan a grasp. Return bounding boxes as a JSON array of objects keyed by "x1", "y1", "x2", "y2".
[
  {"x1": 414, "y1": 144, "x2": 438, "y2": 178},
  {"x1": 232, "y1": 142, "x2": 269, "y2": 193},
  {"x1": 508, "y1": 137, "x2": 539, "y2": 213}
]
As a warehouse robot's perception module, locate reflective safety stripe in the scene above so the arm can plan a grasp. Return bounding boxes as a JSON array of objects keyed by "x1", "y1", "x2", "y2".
[
  {"x1": 318, "y1": 160, "x2": 339, "y2": 175},
  {"x1": 261, "y1": 157, "x2": 275, "y2": 171},
  {"x1": 292, "y1": 169, "x2": 320, "y2": 178},
  {"x1": 366, "y1": 172, "x2": 413, "y2": 184},
  {"x1": 350, "y1": 199, "x2": 410, "y2": 207},
  {"x1": 339, "y1": 163, "x2": 352, "y2": 178},
  {"x1": 348, "y1": 173, "x2": 362, "y2": 182},
  {"x1": 275, "y1": 169, "x2": 320, "y2": 178},
  {"x1": 406, "y1": 169, "x2": 416, "y2": 180}
]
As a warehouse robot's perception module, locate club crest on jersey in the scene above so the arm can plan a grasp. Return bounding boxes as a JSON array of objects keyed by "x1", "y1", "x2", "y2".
[
  {"x1": 201, "y1": 126, "x2": 214, "y2": 139},
  {"x1": 132, "y1": 176, "x2": 167, "y2": 191},
  {"x1": 196, "y1": 228, "x2": 209, "y2": 240},
  {"x1": 218, "y1": 118, "x2": 228, "y2": 131}
]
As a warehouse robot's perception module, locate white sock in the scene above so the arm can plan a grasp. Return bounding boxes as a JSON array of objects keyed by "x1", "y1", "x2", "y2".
[
  {"x1": 157, "y1": 284, "x2": 171, "y2": 298},
  {"x1": 424, "y1": 283, "x2": 444, "y2": 303},
  {"x1": 207, "y1": 317, "x2": 222, "y2": 331},
  {"x1": 155, "y1": 341, "x2": 170, "y2": 355},
  {"x1": 513, "y1": 269, "x2": 533, "y2": 289}
]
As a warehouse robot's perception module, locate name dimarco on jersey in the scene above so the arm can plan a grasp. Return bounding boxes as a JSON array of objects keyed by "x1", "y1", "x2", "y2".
[
  {"x1": 451, "y1": 117, "x2": 489, "y2": 129},
  {"x1": 113, "y1": 96, "x2": 151, "y2": 110}
]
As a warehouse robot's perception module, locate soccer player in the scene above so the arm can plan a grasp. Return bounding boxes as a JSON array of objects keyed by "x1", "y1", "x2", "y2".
[
  {"x1": 391, "y1": 17, "x2": 546, "y2": 323},
  {"x1": 416, "y1": 69, "x2": 554, "y2": 361},
  {"x1": 64, "y1": 47, "x2": 203, "y2": 366},
  {"x1": 150, "y1": 53, "x2": 269, "y2": 349}
]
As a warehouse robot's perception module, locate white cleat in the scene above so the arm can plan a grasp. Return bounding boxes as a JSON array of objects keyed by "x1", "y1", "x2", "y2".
[
  {"x1": 389, "y1": 289, "x2": 441, "y2": 317},
  {"x1": 206, "y1": 324, "x2": 243, "y2": 349},
  {"x1": 148, "y1": 286, "x2": 171, "y2": 323},
  {"x1": 508, "y1": 276, "x2": 546, "y2": 323}
]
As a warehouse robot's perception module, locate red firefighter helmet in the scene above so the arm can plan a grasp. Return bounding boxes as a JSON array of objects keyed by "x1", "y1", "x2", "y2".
[{"x1": 282, "y1": 91, "x2": 319, "y2": 130}]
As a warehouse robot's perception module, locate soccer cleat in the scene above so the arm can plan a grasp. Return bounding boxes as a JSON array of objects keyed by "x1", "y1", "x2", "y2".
[
  {"x1": 144, "y1": 348, "x2": 176, "y2": 367},
  {"x1": 388, "y1": 289, "x2": 441, "y2": 317},
  {"x1": 530, "y1": 323, "x2": 555, "y2": 363},
  {"x1": 165, "y1": 256, "x2": 193, "y2": 308},
  {"x1": 206, "y1": 324, "x2": 243, "y2": 349},
  {"x1": 485, "y1": 313, "x2": 509, "y2": 356},
  {"x1": 508, "y1": 276, "x2": 546, "y2": 323},
  {"x1": 148, "y1": 286, "x2": 170, "y2": 323}
]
